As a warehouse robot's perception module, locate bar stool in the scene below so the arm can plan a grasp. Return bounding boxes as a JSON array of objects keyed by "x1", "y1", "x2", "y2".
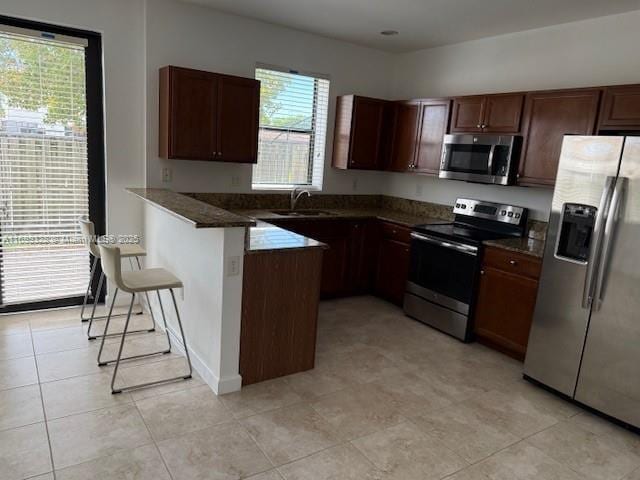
[
  {"x1": 78, "y1": 219, "x2": 156, "y2": 340},
  {"x1": 97, "y1": 243, "x2": 193, "y2": 394}
]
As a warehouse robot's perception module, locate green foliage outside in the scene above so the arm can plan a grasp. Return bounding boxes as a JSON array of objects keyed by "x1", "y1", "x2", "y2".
[
  {"x1": 256, "y1": 68, "x2": 311, "y2": 130},
  {"x1": 0, "y1": 36, "x2": 86, "y2": 128}
]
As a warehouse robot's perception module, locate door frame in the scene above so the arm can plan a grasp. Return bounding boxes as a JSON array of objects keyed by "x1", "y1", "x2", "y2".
[{"x1": 0, "y1": 15, "x2": 106, "y2": 313}]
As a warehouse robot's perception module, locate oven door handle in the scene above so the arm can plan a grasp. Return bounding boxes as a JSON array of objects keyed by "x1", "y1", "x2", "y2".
[{"x1": 410, "y1": 232, "x2": 479, "y2": 256}]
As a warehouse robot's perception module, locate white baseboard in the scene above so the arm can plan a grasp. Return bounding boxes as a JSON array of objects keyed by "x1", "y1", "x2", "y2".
[{"x1": 163, "y1": 323, "x2": 242, "y2": 395}]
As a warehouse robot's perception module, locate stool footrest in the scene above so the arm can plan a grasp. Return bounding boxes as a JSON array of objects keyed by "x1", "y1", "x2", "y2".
[
  {"x1": 98, "y1": 348, "x2": 171, "y2": 366},
  {"x1": 88, "y1": 328, "x2": 155, "y2": 341},
  {"x1": 82, "y1": 309, "x2": 144, "y2": 322},
  {"x1": 111, "y1": 372, "x2": 192, "y2": 394}
]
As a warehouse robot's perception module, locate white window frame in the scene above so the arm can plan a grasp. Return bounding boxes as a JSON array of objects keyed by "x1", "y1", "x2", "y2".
[{"x1": 252, "y1": 63, "x2": 330, "y2": 192}]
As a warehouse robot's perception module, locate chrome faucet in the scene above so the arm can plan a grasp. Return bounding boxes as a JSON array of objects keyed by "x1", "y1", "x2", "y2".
[{"x1": 290, "y1": 187, "x2": 311, "y2": 210}]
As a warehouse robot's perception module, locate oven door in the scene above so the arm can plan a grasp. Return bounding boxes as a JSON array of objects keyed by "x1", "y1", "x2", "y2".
[{"x1": 406, "y1": 232, "x2": 480, "y2": 315}]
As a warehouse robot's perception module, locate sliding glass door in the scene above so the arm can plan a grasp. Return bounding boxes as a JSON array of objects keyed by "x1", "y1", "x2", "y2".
[{"x1": 0, "y1": 16, "x2": 105, "y2": 312}]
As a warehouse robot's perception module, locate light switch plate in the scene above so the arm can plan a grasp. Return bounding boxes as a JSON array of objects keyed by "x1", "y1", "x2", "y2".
[
  {"x1": 231, "y1": 175, "x2": 241, "y2": 187},
  {"x1": 226, "y1": 256, "x2": 241, "y2": 276},
  {"x1": 161, "y1": 167, "x2": 172, "y2": 183},
  {"x1": 415, "y1": 183, "x2": 423, "y2": 196}
]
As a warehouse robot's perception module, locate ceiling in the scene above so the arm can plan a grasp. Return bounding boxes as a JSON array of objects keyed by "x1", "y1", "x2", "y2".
[{"x1": 183, "y1": 0, "x2": 640, "y2": 52}]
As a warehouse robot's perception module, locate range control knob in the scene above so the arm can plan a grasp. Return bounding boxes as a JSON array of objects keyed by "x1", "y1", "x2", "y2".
[{"x1": 501, "y1": 210, "x2": 507, "y2": 216}]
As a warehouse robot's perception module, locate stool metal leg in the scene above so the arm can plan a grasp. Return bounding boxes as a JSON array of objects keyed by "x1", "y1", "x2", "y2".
[
  {"x1": 170, "y1": 288, "x2": 193, "y2": 379},
  {"x1": 156, "y1": 290, "x2": 172, "y2": 352},
  {"x1": 110, "y1": 295, "x2": 135, "y2": 393},
  {"x1": 80, "y1": 256, "x2": 98, "y2": 322},
  {"x1": 109, "y1": 288, "x2": 192, "y2": 394},
  {"x1": 86, "y1": 270, "x2": 105, "y2": 335},
  {"x1": 97, "y1": 287, "x2": 118, "y2": 366}
]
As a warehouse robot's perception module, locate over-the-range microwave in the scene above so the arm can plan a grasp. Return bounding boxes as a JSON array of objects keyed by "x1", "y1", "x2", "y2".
[{"x1": 439, "y1": 134, "x2": 522, "y2": 185}]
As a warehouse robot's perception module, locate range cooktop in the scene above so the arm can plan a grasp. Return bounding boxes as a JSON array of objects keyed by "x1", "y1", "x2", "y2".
[
  {"x1": 413, "y1": 198, "x2": 529, "y2": 246},
  {"x1": 413, "y1": 222, "x2": 514, "y2": 246}
]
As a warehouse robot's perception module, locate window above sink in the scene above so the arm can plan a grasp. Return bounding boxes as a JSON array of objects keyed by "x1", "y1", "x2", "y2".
[{"x1": 252, "y1": 64, "x2": 330, "y2": 192}]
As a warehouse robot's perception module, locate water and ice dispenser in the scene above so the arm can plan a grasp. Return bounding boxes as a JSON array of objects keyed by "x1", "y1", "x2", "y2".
[{"x1": 556, "y1": 203, "x2": 597, "y2": 263}]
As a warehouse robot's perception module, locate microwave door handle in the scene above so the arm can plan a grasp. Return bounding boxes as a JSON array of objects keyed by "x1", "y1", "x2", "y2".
[
  {"x1": 582, "y1": 175, "x2": 615, "y2": 309},
  {"x1": 592, "y1": 177, "x2": 626, "y2": 311},
  {"x1": 487, "y1": 144, "x2": 496, "y2": 175},
  {"x1": 410, "y1": 232, "x2": 478, "y2": 256}
]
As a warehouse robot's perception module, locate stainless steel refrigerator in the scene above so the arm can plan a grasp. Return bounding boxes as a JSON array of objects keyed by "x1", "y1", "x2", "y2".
[{"x1": 524, "y1": 135, "x2": 640, "y2": 429}]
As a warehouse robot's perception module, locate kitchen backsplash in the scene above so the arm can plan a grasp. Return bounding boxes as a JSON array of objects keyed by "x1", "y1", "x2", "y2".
[{"x1": 186, "y1": 192, "x2": 547, "y2": 240}]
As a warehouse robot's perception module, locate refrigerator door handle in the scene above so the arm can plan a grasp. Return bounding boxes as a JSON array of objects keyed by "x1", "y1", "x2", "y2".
[
  {"x1": 593, "y1": 177, "x2": 627, "y2": 311},
  {"x1": 582, "y1": 176, "x2": 616, "y2": 309}
]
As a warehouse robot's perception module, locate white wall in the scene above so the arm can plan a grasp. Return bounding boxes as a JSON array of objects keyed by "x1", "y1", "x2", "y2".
[
  {"x1": 0, "y1": 0, "x2": 146, "y2": 237},
  {"x1": 387, "y1": 10, "x2": 640, "y2": 220},
  {"x1": 144, "y1": 202, "x2": 246, "y2": 393},
  {"x1": 145, "y1": 0, "x2": 394, "y2": 195}
]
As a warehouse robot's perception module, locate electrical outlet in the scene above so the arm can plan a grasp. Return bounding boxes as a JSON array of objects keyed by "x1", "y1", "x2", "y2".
[
  {"x1": 352, "y1": 178, "x2": 358, "y2": 191},
  {"x1": 231, "y1": 175, "x2": 241, "y2": 187},
  {"x1": 415, "y1": 183, "x2": 423, "y2": 196},
  {"x1": 226, "y1": 256, "x2": 241, "y2": 276},
  {"x1": 161, "y1": 167, "x2": 172, "y2": 183}
]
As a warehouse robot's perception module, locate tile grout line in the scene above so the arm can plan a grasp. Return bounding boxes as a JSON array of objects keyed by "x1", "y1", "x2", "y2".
[
  {"x1": 28, "y1": 320, "x2": 58, "y2": 480},
  {"x1": 133, "y1": 401, "x2": 176, "y2": 480}
]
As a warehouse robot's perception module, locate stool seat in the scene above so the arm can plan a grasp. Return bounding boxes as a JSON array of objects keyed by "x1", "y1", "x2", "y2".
[
  {"x1": 119, "y1": 244, "x2": 147, "y2": 258},
  {"x1": 122, "y1": 268, "x2": 183, "y2": 293}
]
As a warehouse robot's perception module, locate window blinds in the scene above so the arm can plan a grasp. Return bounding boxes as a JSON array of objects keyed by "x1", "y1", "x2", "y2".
[
  {"x1": 252, "y1": 66, "x2": 330, "y2": 190},
  {"x1": 0, "y1": 29, "x2": 90, "y2": 305}
]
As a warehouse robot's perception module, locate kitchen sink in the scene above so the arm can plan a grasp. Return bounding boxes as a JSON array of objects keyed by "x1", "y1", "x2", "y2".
[{"x1": 271, "y1": 209, "x2": 337, "y2": 217}]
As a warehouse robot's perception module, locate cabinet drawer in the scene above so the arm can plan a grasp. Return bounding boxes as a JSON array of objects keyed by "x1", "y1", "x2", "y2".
[
  {"x1": 483, "y1": 246, "x2": 541, "y2": 279},
  {"x1": 379, "y1": 221, "x2": 411, "y2": 244}
]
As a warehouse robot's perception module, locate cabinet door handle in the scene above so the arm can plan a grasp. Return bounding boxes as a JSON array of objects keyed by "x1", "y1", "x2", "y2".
[
  {"x1": 480, "y1": 270, "x2": 485, "y2": 275},
  {"x1": 476, "y1": 124, "x2": 481, "y2": 128},
  {"x1": 509, "y1": 260, "x2": 517, "y2": 265},
  {"x1": 481, "y1": 124, "x2": 487, "y2": 129}
]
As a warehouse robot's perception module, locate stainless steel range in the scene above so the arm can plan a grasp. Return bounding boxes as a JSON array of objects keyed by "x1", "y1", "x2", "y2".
[{"x1": 404, "y1": 198, "x2": 528, "y2": 342}]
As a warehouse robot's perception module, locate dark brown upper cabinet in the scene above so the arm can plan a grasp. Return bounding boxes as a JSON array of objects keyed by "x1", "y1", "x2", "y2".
[
  {"x1": 451, "y1": 93, "x2": 524, "y2": 133},
  {"x1": 387, "y1": 99, "x2": 450, "y2": 175},
  {"x1": 413, "y1": 99, "x2": 451, "y2": 174},
  {"x1": 159, "y1": 66, "x2": 259, "y2": 163},
  {"x1": 518, "y1": 88, "x2": 601, "y2": 187},
  {"x1": 387, "y1": 101, "x2": 421, "y2": 172},
  {"x1": 332, "y1": 95, "x2": 394, "y2": 170},
  {"x1": 598, "y1": 84, "x2": 640, "y2": 131}
]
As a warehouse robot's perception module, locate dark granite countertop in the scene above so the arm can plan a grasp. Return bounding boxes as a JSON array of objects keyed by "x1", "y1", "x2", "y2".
[
  {"x1": 238, "y1": 208, "x2": 546, "y2": 258},
  {"x1": 484, "y1": 237, "x2": 546, "y2": 259},
  {"x1": 234, "y1": 208, "x2": 450, "y2": 228},
  {"x1": 246, "y1": 221, "x2": 328, "y2": 254},
  {"x1": 127, "y1": 188, "x2": 255, "y2": 228}
]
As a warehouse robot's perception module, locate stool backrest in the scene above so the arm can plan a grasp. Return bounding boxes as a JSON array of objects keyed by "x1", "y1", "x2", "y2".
[
  {"x1": 98, "y1": 243, "x2": 125, "y2": 290},
  {"x1": 78, "y1": 218, "x2": 100, "y2": 257}
]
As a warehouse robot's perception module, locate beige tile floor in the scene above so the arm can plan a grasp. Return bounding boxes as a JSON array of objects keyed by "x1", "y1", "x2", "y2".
[{"x1": 0, "y1": 296, "x2": 639, "y2": 479}]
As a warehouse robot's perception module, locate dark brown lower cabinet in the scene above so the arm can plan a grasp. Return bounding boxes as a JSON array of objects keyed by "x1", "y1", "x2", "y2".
[
  {"x1": 375, "y1": 238, "x2": 410, "y2": 306},
  {"x1": 474, "y1": 247, "x2": 541, "y2": 360},
  {"x1": 374, "y1": 222, "x2": 411, "y2": 306},
  {"x1": 269, "y1": 218, "x2": 411, "y2": 300},
  {"x1": 240, "y1": 248, "x2": 323, "y2": 385}
]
